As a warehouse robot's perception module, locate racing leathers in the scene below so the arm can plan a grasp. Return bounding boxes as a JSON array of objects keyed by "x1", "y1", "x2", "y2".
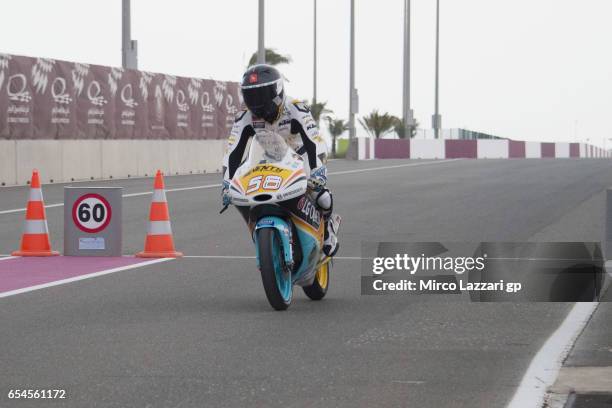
[{"x1": 222, "y1": 97, "x2": 339, "y2": 257}]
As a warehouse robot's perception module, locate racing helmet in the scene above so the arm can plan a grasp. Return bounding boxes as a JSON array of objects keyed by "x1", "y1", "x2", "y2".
[{"x1": 240, "y1": 64, "x2": 285, "y2": 124}]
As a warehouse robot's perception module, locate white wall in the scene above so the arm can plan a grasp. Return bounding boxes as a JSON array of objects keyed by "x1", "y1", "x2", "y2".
[
  {"x1": 63, "y1": 140, "x2": 103, "y2": 181},
  {"x1": 357, "y1": 138, "x2": 375, "y2": 160},
  {"x1": 525, "y1": 142, "x2": 541, "y2": 158},
  {"x1": 477, "y1": 140, "x2": 509, "y2": 159},
  {"x1": 0, "y1": 139, "x2": 225, "y2": 186},
  {"x1": 556, "y1": 142, "x2": 570, "y2": 158},
  {"x1": 0, "y1": 141, "x2": 16, "y2": 186},
  {"x1": 101, "y1": 140, "x2": 139, "y2": 179},
  {"x1": 410, "y1": 140, "x2": 445, "y2": 159},
  {"x1": 16, "y1": 140, "x2": 63, "y2": 184}
]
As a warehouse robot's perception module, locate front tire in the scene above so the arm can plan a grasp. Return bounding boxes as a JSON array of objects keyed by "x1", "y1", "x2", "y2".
[
  {"x1": 303, "y1": 261, "x2": 330, "y2": 300},
  {"x1": 257, "y1": 228, "x2": 292, "y2": 310}
]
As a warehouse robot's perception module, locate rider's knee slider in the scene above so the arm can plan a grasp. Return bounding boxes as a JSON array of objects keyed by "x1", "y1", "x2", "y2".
[{"x1": 316, "y1": 189, "x2": 333, "y2": 213}]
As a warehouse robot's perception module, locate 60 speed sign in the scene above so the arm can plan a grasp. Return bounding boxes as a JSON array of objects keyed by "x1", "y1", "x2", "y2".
[{"x1": 72, "y1": 193, "x2": 112, "y2": 233}]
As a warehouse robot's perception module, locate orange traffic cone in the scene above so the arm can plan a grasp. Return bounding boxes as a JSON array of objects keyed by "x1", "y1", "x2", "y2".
[
  {"x1": 12, "y1": 170, "x2": 59, "y2": 257},
  {"x1": 136, "y1": 170, "x2": 183, "y2": 258}
]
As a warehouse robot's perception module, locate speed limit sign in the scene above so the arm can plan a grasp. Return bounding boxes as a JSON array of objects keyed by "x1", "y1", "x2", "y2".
[
  {"x1": 72, "y1": 194, "x2": 112, "y2": 233},
  {"x1": 64, "y1": 187, "x2": 122, "y2": 256}
]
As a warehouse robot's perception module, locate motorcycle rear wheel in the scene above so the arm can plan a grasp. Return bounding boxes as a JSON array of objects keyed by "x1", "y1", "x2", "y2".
[
  {"x1": 257, "y1": 228, "x2": 292, "y2": 310},
  {"x1": 303, "y1": 261, "x2": 330, "y2": 300}
]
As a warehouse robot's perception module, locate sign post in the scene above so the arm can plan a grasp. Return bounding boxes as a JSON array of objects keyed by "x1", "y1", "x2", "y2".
[{"x1": 64, "y1": 187, "x2": 123, "y2": 256}]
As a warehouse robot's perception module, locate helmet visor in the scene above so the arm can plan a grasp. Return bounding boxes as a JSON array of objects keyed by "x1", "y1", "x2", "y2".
[{"x1": 242, "y1": 82, "x2": 281, "y2": 121}]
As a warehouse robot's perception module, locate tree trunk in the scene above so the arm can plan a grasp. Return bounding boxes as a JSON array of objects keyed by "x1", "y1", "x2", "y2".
[{"x1": 332, "y1": 135, "x2": 337, "y2": 158}]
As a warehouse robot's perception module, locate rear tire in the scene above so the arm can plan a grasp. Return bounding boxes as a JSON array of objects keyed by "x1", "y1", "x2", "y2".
[
  {"x1": 258, "y1": 228, "x2": 292, "y2": 310},
  {"x1": 303, "y1": 261, "x2": 329, "y2": 300}
]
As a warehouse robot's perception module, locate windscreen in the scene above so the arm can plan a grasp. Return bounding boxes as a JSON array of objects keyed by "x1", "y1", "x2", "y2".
[{"x1": 254, "y1": 130, "x2": 288, "y2": 162}]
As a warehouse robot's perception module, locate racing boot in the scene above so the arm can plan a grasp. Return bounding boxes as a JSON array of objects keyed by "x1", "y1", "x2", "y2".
[
  {"x1": 323, "y1": 213, "x2": 341, "y2": 257},
  {"x1": 311, "y1": 188, "x2": 340, "y2": 257}
]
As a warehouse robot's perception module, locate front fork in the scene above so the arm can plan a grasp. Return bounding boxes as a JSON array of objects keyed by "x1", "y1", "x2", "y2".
[{"x1": 253, "y1": 216, "x2": 294, "y2": 271}]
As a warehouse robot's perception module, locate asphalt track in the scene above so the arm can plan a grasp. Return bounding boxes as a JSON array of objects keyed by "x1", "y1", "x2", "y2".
[{"x1": 1, "y1": 158, "x2": 612, "y2": 408}]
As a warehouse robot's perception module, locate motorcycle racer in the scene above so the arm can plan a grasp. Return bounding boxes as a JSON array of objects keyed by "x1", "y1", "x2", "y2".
[{"x1": 222, "y1": 64, "x2": 339, "y2": 257}]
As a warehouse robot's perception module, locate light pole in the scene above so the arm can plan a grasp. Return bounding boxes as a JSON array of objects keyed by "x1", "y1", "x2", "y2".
[
  {"x1": 258, "y1": 0, "x2": 265, "y2": 64},
  {"x1": 432, "y1": 0, "x2": 441, "y2": 139},
  {"x1": 313, "y1": 0, "x2": 317, "y2": 104},
  {"x1": 402, "y1": 0, "x2": 415, "y2": 137},
  {"x1": 122, "y1": 0, "x2": 137, "y2": 69},
  {"x1": 349, "y1": 0, "x2": 358, "y2": 139}
]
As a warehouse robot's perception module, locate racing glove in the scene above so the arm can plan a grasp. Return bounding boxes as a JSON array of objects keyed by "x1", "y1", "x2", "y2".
[
  {"x1": 221, "y1": 180, "x2": 232, "y2": 207},
  {"x1": 307, "y1": 166, "x2": 327, "y2": 192}
]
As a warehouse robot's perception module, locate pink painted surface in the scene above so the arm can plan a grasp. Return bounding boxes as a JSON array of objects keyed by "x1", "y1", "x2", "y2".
[
  {"x1": 0, "y1": 257, "x2": 147, "y2": 294},
  {"x1": 508, "y1": 140, "x2": 526, "y2": 158},
  {"x1": 569, "y1": 143, "x2": 580, "y2": 158},
  {"x1": 541, "y1": 143, "x2": 555, "y2": 158},
  {"x1": 374, "y1": 139, "x2": 410, "y2": 159},
  {"x1": 445, "y1": 140, "x2": 477, "y2": 158}
]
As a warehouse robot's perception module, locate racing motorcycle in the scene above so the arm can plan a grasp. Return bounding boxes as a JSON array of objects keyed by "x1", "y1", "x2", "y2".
[{"x1": 220, "y1": 130, "x2": 334, "y2": 310}]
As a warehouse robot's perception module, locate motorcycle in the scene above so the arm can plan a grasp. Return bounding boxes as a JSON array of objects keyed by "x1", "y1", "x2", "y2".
[{"x1": 220, "y1": 130, "x2": 335, "y2": 310}]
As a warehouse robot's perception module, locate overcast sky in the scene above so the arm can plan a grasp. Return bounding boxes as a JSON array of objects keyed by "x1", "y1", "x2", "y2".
[{"x1": 1, "y1": 0, "x2": 611, "y2": 145}]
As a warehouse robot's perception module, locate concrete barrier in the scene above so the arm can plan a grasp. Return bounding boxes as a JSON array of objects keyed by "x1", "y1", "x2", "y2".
[
  {"x1": 509, "y1": 140, "x2": 526, "y2": 158},
  {"x1": 569, "y1": 143, "x2": 580, "y2": 158},
  {"x1": 16, "y1": 140, "x2": 63, "y2": 184},
  {"x1": 101, "y1": 140, "x2": 139, "y2": 179},
  {"x1": 556, "y1": 143, "x2": 570, "y2": 158},
  {"x1": 411, "y1": 139, "x2": 445, "y2": 159},
  {"x1": 375, "y1": 139, "x2": 409, "y2": 159},
  {"x1": 525, "y1": 142, "x2": 541, "y2": 158},
  {"x1": 357, "y1": 138, "x2": 375, "y2": 160},
  {"x1": 478, "y1": 140, "x2": 509, "y2": 159},
  {"x1": 446, "y1": 140, "x2": 477, "y2": 158},
  {"x1": 135, "y1": 140, "x2": 171, "y2": 177},
  {"x1": 352, "y1": 138, "x2": 608, "y2": 161},
  {"x1": 0, "y1": 139, "x2": 226, "y2": 186},
  {"x1": 4, "y1": 137, "x2": 609, "y2": 186},
  {"x1": 62, "y1": 140, "x2": 102, "y2": 182},
  {"x1": 0, "y1": 141, "x2": 16, "y2": 186},
  {"x1": 541, "y1": 142, "x2": 556, "y2": 158}
]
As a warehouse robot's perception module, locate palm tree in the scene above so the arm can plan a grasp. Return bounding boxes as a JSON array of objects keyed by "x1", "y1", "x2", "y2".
[
  {"x1": 248, "y1": 48, "x2": 292, "y2": 67},
  {"x1": 358, "y1": 110, "x2": 396, "y2": 138},
  {"x1": 326, "y1": 117, "x2": 348, "y2": 158},
  {"x1": 393, "y1": 117, "x2": 419, "y2": 139},
  {"x1": 310, "y1": 100, "x2": 332, "y2": 124}
]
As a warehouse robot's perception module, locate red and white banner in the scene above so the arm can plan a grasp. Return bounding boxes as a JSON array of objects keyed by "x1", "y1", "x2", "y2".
[{"x1": 0, "y1": 53, "x2": 241, "y2": 140}]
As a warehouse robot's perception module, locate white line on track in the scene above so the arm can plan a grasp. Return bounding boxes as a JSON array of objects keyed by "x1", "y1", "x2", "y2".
[
  {"x1": 0, "y1": 258, "x2": 172, "y2": 299},
  {"x1": 505, "y1": 302, "x2": 599, "y2": 408},
  {"x1": 123, "y1": 183, "x2": 222, "y2": 198},
  {"x1": 0, "y1": 160, "x2": 461, "y2": 215},
  {"x1": 0, "y1": 202, "x2": 64, "y2": 215},
  {"x1": 0, "y1": 184, "x2": 221, "y2": 215},
  {"x1": 330, "y1": 159, "x2": 461, "y2": 176},
  {"x1": 0, "y1": 256, "x2": 17, "y2": 261}
]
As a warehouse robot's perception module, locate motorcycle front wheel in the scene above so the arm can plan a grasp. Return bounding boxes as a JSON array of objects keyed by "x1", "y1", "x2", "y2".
[{"x1": 257, "y1": 228, "x2": 292, "y2": 310}]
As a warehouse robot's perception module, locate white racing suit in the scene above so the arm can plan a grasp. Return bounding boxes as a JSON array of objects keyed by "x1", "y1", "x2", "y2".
[{"x1": 222, "y1": 97, "x2": 339, "y2": 257}]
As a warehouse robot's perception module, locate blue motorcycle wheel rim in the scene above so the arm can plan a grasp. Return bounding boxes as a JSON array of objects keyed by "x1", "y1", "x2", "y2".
[{"x1": 271, "y1": 233, "x2": 292, "y2": 302}]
